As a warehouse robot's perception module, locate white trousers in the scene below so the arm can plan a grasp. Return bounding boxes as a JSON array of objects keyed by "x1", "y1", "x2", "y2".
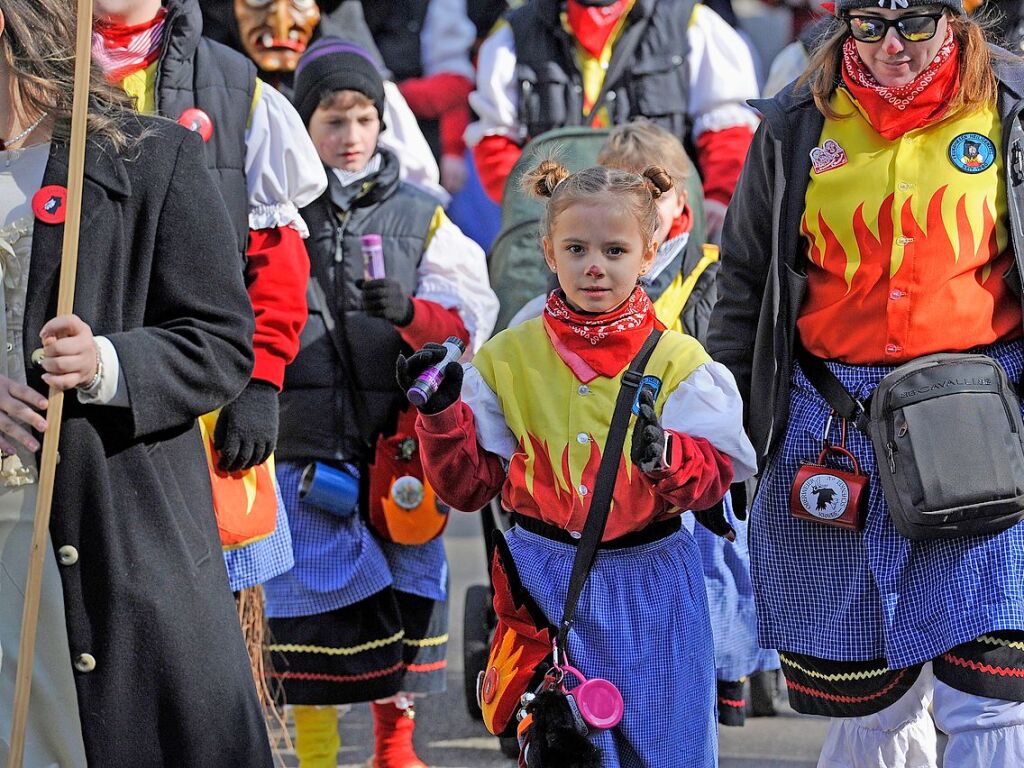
[{"x1": 817, "y1": 663, "x2": 1024, "y2": 768}]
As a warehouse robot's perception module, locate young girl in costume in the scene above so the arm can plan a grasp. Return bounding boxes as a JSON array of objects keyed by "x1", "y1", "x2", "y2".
[
  {"x1": 404, "y1": 162, "x2": 757, "y2": 766},
  {"x1": 263, "y1": 38, "x2": 497, "y2": 768}
]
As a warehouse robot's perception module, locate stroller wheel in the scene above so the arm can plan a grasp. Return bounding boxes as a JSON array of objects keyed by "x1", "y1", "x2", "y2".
[
  {"x1": 463, "y1": 583, "x2": 491, "y2": 720},
  {"x1": 499, "y1": 735, "x2": 520, "y2": 759}
]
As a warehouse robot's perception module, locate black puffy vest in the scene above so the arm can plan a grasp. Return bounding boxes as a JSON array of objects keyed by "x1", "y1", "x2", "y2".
[
  {"x1": 278, "y1": 151, "x2": 438, "y2": 466},
  {"x1": 361, "y1": 0, "x2": 430, "y2": 81},
  {"x1": 156, "y1": 0, "x2": 255, "y2": 260},
  {"x1": 507, "y1": 0, "x2": 695, "y2": 142}
]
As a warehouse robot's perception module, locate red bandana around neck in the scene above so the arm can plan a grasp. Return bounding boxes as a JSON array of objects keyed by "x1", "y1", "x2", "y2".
[
  {"x1": 542, "y1": 286, "x2": 659, "y2": 382},
  {"x1": 566, "y1": 0, "x2": 631, "y2": 58},
  {"x1": 92, "y1": 7, "x2": 168, "y2": 83},
  {"x1": 841, "y1": 28, "x2": 959, "y2": 140}
]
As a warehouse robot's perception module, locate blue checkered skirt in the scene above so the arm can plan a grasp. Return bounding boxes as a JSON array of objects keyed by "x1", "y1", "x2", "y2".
[
  {"x1": 752, "y1": 340, "x2": 1024, "y2": 668},
  {"x1": 223, "y1": 482, "x2": 295, "y2": 592},
  {"x1": 506, "y1": 525, "x2": 717, "y2": 768},
  {"x1": 683, "y1": 493, "x2": 780, "y2": 681}
]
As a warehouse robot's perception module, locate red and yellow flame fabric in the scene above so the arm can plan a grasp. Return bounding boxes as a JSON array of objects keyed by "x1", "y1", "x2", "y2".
[
  {"x1": 471, "y1": 317, "x2": 712, "y2": 540},
  {"x1": 198, "y1": 410, "x2": 278, "y2": 550},
  {"x1": 797, "y1": 88, "x2": 1021, "y2": 364}
]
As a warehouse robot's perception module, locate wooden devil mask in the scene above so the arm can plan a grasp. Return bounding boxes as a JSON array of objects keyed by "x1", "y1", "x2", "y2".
[{"x1": 233, "y1": 0, "x2": 321, "y2": 72}]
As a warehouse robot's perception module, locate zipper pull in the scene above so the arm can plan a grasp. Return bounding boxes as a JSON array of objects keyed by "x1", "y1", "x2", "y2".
[
  {"x1": 886, "y1": 442, "x2": 897, "y2": 475},
  {"x1": 1012, "y1": 141, "x2": 1024, "y2": 186}
]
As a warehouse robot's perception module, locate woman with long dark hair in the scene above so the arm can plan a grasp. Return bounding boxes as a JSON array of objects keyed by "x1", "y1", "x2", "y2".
[{"x1": 0, "y1": 0, "x2": 271, "y2": 764}]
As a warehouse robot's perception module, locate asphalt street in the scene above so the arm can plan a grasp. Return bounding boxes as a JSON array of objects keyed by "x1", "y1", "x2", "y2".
[{"x1": 276, "y1": 511, "x2": 829, "y2": 767}]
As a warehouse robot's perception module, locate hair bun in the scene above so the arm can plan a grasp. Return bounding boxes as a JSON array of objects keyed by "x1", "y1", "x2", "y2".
[
  {"x1": 523, "y1": 160, "x2": 571, "y2": 199},
  {"x1": 640, "y1": 165, "x2": 673, "y2": 200}
]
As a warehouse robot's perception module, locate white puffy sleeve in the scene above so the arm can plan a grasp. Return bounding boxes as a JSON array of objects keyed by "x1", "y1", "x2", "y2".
[
  {"x1": 244, "y1": 81, "x2": 328, "y2": 237},
  {"x1": 660, "y1": 361, "x2": 757, "y2": 482},
  {"x1": 465, "y1": 22, "x2": 524, "y2": 147},
  {"x1": 686, "y1": 5, "x2": 761, "y2": 139},
  {"x1": 378, "y1": 80, "x2": 448, "y2": 203},
  {"x1": 417, "y1": 208, "x2": 500, "y2": 353},
  {"x1": 421, "y1": 0, "x2": 476, "y2": 79},
  {"x1": 461, "y1": 365, "x2": 517, "y2": 459}
]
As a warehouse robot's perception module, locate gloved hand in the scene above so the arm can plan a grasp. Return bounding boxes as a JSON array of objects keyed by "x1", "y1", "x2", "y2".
[
  {"x1": 396, "y1": 342, "x2": 463, "y2": 415},
  {"x1": 693, "y1": 501, "x2": 736, "y2": 541},
  {"x1": 362, "y1": 278, "x2": 414, "y2": 326},
  {"x1": 213, "y1": 379, "x2": 279, "y2": 473},
  {"x1": 630, "y1": 387, "x2": 667, "y2": 474}
]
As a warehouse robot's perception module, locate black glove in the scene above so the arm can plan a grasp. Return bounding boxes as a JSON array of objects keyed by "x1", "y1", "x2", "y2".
[
  {"x1": 361, "y1": 278, "x2": 414, "y2": 326},
  {"x1": 630, "y1": 387, "x2": 667, "y2": 474},
  {"x1": 213, "y1": 379, "x2": 279, "y2": 473},
  {"x1": 396, "y1": 343, "x2": 463, "y2": 415},
  {"x1": 694, "y1": 501, "x2": 736, "y2": 541}
]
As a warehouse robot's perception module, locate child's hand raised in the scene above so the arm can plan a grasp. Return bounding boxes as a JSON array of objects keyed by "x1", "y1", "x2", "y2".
[
  {"x1": 630, "y1": 387, "x2": 667, "y2": 474},
  {"x1": 396, "y1": 343, "x2": 464, "y2": 415}
]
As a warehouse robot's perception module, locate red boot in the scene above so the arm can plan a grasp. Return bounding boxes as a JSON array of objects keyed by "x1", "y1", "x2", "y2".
[{"x1": 368, "y1": 702, "x2": 428, "y2": 768}]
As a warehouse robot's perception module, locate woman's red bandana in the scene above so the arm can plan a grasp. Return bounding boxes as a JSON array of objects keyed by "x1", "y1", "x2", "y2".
[
  {"x1": 543, "y1": 287, "x2": 659, "y2": 382},
  {"x1": 841, "y1": 27, "x2": 959, "y2": 140}
]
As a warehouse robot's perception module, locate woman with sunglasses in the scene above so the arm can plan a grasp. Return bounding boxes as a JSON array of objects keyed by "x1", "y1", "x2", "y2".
[{"x1": 709, "y1": 1, "x2": 1024, "y2": 765}]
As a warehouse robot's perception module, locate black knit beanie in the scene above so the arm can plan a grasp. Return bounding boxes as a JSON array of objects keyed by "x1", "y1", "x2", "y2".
[{"x1": 293, "y1": 37, "x2": 385, "y2": 126}]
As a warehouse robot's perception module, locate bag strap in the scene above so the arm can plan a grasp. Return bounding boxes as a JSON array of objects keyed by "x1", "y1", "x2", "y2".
[
  {"x1": 556, "y1": 327, "x2": 664, "y2": 661},
  {"x1": 795, "y1": 343, "x2": 870, "y2": 431}
]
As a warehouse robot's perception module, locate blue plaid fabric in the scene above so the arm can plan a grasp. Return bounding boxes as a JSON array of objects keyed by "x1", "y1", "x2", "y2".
[
  {"x1": 507, "y1": 525, "x2": 717, "y2": 768},
  {"x1": 263, "y1": 461, "x2": 391, "y2": 619},
  {"x1": 752, "y1": 339, "x2": 1024, "y2": 668},
  {"x1": 380, "y1": 537, "x2": 448, "y2": 602},
  {"x1": 223, "y1": 481, "x2": 295, "y2": 592},
  {"x1": 683, "y1": 493, "x2": 780, "y2": 681}
]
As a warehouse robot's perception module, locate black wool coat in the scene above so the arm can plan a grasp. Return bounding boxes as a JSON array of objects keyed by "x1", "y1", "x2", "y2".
[{"x1": 23, "y1": 116, "x2": 271, "y2": 767}]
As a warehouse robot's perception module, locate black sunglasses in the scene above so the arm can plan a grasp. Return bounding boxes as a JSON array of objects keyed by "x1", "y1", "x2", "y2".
[{"x1": 845, "y1": 13, "x2": 944, "y2": 43}]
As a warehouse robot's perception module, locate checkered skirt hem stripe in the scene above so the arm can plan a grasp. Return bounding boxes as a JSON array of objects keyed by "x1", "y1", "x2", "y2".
[
  {"x1": 934, "y1": 631, "x2": 1024, "y2": 702},
  {"x1": 779, "y1": 651, "x2": 925, "y2": 717},
  {"x1": 751, "y1": 339, "x2": 1024, "y2": 668}
]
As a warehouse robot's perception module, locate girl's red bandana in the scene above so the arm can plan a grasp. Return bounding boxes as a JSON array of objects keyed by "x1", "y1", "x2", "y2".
[
  {"x1": 841, "y1": 27, "x2": 959, "y2": 140},
  {"x1": 566, "y1": 0, "x2": 631, "y2": 58},
  {"x1": 92, "y1": 7, "x2": 168, "y2": 83},
  {"x1": 543, "y1": 286, "x2": 660, "y2": 382}
]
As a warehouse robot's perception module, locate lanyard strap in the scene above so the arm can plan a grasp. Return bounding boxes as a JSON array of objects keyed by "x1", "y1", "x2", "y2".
[{"x1": 556, "y1": 328, "x2": 663, "y2": 660}]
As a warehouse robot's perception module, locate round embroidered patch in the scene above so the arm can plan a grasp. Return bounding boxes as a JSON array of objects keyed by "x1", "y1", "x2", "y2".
[
  {"x1": 797, "y1": 472, "x2": 849, "y2": 521},
  {"x1": 177, "y1": 108, "x2": 214, "y2": 142},
  {"x1": 949, "y1": 133, "x2": 996, "y2": 174},
  {"x1": 32, "y1": 185, "x2": 68, "y2": 224}
]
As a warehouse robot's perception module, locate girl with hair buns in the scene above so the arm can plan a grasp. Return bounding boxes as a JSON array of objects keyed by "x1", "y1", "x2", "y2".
[{"x1": 402, "y1": 162, "x2": 756, "y2": 765}]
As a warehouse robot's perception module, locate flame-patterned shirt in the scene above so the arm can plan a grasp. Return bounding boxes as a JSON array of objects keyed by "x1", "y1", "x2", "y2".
[
  {"x1": 798, "y1": 88, "x2": 1021, "y2": 363},
  {"x1": 420, "y1": 318, "x2": 756, "y2": 540}
]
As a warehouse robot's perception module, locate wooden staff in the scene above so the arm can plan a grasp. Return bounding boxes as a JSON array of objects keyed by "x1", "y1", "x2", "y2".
[{"x1": 7, "y1": 0, "x2": 94, "y2": 764}]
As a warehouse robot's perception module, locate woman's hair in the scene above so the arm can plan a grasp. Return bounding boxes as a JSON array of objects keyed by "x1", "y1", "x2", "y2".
[
  {"x1": 0, "y1": 0, "x2": 138, "y2": 149},
  {"x1": 597, "y1": 119, "x2": 691, "y2": 192},
  {"x1": 522, "y1": 161, "x2": 674, "y2": 248},
  {"x1": 798, "y1": 12, "x2": 998, "y2": 120}
]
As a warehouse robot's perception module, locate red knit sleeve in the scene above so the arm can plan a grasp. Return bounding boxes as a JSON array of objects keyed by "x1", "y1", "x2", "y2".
[
  {"x1": 472, "y1": 134, "x2": 523, "y2": 204},
  {"x1": 695, "y1": 125, "x2": 756, "y2": 207},
  {"x1": 417, "y1": 400, "x2": 507, "y2": 511},
  {"x1": 398, "y1": 299, "x2": 470, "y2": 352},
  {"x1": 397, "y1": 73, "x2": 474, "y2": 158},
  {"x1": 646, "y1": 431, "x2": 735, "y2": 512},
  {"x1": 246, "y1": 226, "x2": 309, "y2": 388}
]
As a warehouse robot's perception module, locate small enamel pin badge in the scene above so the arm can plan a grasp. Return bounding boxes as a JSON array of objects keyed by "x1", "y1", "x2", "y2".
[
  {"x1": 949, "y1": 133, "x2": 996, "y2": 174},
  {"x1": 810, "y1": 139, "x2": 848, "y2": 174}
]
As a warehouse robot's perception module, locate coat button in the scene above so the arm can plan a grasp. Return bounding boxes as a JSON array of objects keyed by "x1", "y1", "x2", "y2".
[
  {"x1": 57, "y1": 545, "x2": 78, "y2": 566},
  {"x1": 569, "y1": 530, "x2": 582, "y2": 540},
  {"x1": 576, "y1": 432, "x2": 589, "y2": 444},
  {"x1": 577, "y1": 385, "x2": 589, "y2": 396},
  {"x1": 578, "y1": 484, "x2": 588, "y2": 496},
  {"x1": 74, "y1": 653, "x2": 96, "y2": 673},
  {"x1": 5, "y1": 342, "x2": 11, "y2": 352}
]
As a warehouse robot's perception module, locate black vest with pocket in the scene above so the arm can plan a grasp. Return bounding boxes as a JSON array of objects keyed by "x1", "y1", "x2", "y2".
[
  {"x1": 156, "y1": 0, "x2": 256, "y2": 261},
  {"x1": 507, "y1": 0, "x2": 694, "y2": 142},
  {"x1": 279, "y1": 151, "x2": 439, "y2": 466}
]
